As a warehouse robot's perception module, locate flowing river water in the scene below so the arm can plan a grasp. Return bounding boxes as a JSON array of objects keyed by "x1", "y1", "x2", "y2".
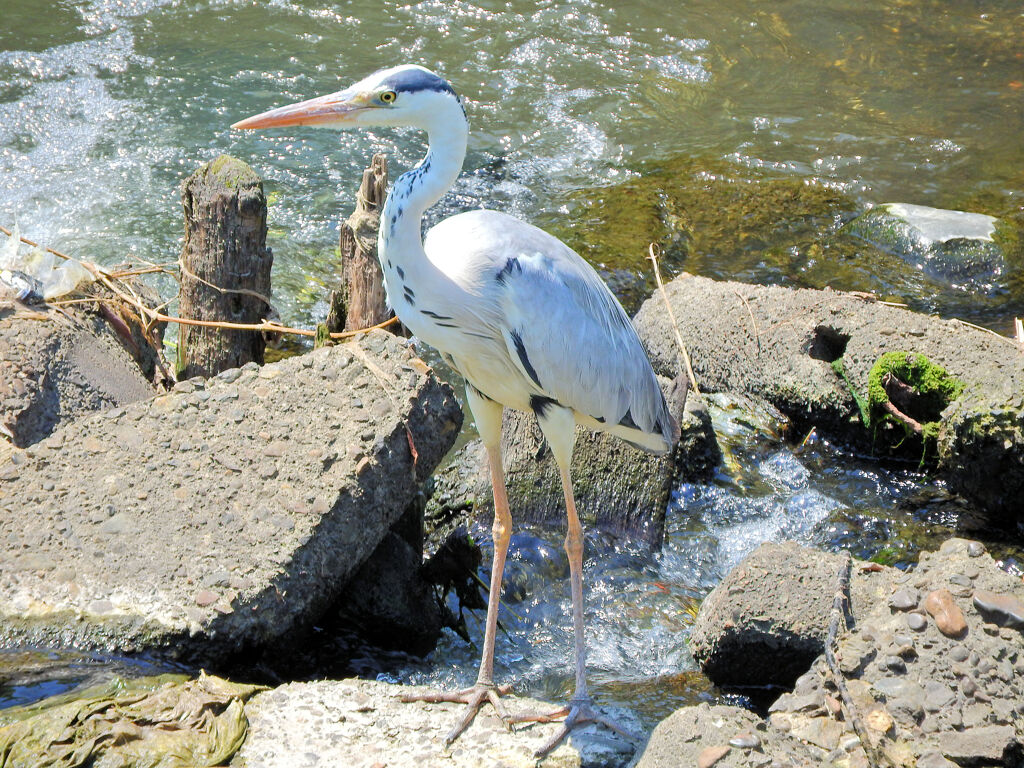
[{"x1": 2, "y1": 0, "x2": 1023, "y2": 732}]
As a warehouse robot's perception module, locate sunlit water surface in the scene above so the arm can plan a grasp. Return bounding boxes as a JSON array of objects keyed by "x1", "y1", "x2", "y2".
[{"x1": 2, "y1": 0, "x2": 1023, "y2": 728}]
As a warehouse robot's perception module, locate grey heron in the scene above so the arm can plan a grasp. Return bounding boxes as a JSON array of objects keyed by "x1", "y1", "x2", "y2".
[{"x1": 232, "y1": 64, "x2": 677, "y2": 755}]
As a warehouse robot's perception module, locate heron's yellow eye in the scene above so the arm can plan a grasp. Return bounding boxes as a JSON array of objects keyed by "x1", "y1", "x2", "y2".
[{"x1": 380, "y1": 90, "x2": 397, "y2": 104}]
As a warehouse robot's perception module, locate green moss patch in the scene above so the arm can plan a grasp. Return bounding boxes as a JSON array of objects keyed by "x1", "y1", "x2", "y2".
[{"x1": 866, "y1": 351, "x2": 965, "y2": 458}]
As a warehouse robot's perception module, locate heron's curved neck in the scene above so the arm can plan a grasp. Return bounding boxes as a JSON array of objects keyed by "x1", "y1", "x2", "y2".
[{"x1": 380, "y1": 113, "x2": 467, "y2": 263}]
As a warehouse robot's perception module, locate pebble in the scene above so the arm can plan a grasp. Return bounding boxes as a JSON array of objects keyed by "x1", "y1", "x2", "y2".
[
  {"x1": 967, "y1": 541, "x2": 986, "y2": 557},
  {"x1": 882, "y1": 655, "x2": 906, "y2": 673},
  {"x1": 923, "y1": 682, "x2": 955, "y2": 711},
  {"x1": 889, "y1": 588, "x2": 919, "y2": 611},
  {"x1": 960, "y1": 676, "x2": 978, "y2": 697},
  {"x1": 949, "y1": 645, "x2": 969, "y2": 662},
  {"x1": 697, "y1": 745, "x2": 731, "y2": 768},
  {"x1": 866, "y1": 709, "x2": 893, "y2": 733},
  {"x1": 98, "y1": 512, "x2": 132, "y2": 535},
  {"x1": 972, "y1": 589, "x2": 1024, "y2": 630},
  {"x1": 923, "y1": 589, "x2": 967, "y2": 637},
  {"x1": 195, "y1": 590, "x2": 218, "y2": 607},
  {"x1": 729, "y1": 731, "x2": 761, "y2": 749}
]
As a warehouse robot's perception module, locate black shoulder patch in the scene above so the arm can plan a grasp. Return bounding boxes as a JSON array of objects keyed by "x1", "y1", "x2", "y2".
[
  {"x1": 495, "y1": 257, "x2": 522, "y2": 286},
  {"x1": 510, "y1": 329, "x2": 541, "y2": 388},
  {"x1": 619, "y1": 408, "x2": 640, "y2": 431},
  {"x1": 530, "y1": 394, "x2": 558, "y2": 420}
]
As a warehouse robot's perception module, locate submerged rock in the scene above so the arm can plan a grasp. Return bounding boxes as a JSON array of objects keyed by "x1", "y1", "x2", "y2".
[
  {"x1": 0, "y1": 330, "x2": 462, "y2": 665},
  {"x1": 427, "y1": 386, "x2": 718, "y2": 550},
  {"x1": 845, "y1": 203, "x2": 1007, "y2": 292}
]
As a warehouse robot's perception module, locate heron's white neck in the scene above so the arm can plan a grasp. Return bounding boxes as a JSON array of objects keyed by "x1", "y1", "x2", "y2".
[{"x1": 379, "y1": 109, "x2": 467, "y2": 269}]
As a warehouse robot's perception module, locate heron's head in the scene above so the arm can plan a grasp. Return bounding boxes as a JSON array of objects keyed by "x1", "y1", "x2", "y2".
[{"x1": 231, "y1": 64, "x2": 463, "y2": 133}]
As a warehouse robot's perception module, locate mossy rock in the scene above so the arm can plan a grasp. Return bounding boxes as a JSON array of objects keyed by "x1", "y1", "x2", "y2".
[{"x1": 866, "y1": 351, "x2": 965, "y2": 456}]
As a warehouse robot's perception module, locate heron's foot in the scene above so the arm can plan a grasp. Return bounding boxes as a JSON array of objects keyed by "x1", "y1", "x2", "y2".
[
  {"x1": 510, "y1": 696, "x2": 639, "y2": 758},
  {"x1": 400, "y1": 682, "x2": 514, "y2": 745}
]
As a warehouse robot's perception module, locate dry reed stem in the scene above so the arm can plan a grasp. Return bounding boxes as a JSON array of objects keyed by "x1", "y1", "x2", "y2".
[
  {"x1": 824, "y1": 553, "x2": 894, "y2": 768},
  {"x1": 647, "y1": 243, "x2": 700, "y2": 395}
]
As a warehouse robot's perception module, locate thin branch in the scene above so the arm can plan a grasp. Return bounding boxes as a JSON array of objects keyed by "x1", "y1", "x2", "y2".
[
  {"x1": 731, "y1": 288, "x2": 761, "y2": 355},
  {"x1": 647, "y1": 243, "x2": 700, "y2": 395},
  {"x1": 882, "y1": 400, "x2": 924, "y2": 435},
  {"x1": 824, "y1": 552, "x2": 893, "y2": 768},
  {"x1": 49, "y1": 294, "x2": 398, "y2": 340},
  {"x1": 178, "y1": 257, "x2": 276, "y2": 307}
]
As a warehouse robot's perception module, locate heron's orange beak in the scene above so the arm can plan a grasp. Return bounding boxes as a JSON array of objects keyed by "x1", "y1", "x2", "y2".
[{"x1": 231, "y1": 89, "x2": 367, "y2": 130}]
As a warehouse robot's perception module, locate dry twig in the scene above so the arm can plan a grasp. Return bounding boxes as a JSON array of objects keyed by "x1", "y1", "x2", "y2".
[
  {"x1": 647, "y1": 243, "x2": 700, "y2": 395},
  {"x1": 824, "y1": 553, "x2": 893, "y2": 768},
  {"x1": 2, "y1": 224, "x2": 398, "y2": 342}
]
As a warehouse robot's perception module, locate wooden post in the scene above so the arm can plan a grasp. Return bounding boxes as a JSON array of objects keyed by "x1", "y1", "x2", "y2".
[
  {"x1": 178, "y1": 155, "x2": 273, "y2": 378},
  {"x1": 326, "y1": 154, "x2": 396, "y2": 334}
]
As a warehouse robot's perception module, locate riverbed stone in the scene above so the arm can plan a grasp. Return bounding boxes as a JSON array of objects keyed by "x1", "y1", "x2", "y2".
[
  {"x1": 763, "y1": 538, "x2": 1024, "y2": 766},
  {"x1": 426, "y1": 385, "x2": 717, "y2": 549},
  {"x1": 674, "y1": 538, "x2": 1024, "y2": 767},
  {"x1": 973, "y1": 588, "x2": 1024, "y2": 630},
  {"x1": 0, "y1": 331, "x2": 462, "y2": 664},
  {"x1": 689, "y1": 541, "x2": 898, "y2": 688},
  {"x1": 0, "y1": 298, "x2": 157, "y2": 447},
  {"x1": 234, "y1": 678, "x2": 638, "y2": 768},
  {"x1": 633, "y1": 273, "x2": 1024, "y2": 526},
  {"x1": 634, "y1": 704, "x2": 819, "y2": 768}
]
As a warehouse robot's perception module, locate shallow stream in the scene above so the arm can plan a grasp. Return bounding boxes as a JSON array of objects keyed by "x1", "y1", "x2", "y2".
[{"x1": 2, "y1": 0, "x2": 1023, "y2": 729}]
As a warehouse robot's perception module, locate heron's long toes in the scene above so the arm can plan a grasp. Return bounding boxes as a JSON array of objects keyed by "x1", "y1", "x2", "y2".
[
  {"x1": 517, "y1": 698, "x2": 639, "y2": 759},
  {"x1": 401, "y1": 684, "x2": 516, "y2": 746}
]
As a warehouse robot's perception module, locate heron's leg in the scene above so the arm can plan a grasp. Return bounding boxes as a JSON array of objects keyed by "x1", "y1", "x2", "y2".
[
  {"x1": 400, "y1": 388, "x2": 515, "y2": 744},
  {"x1": 512, "y1": 408, "x2": 638, "y2": 757}
]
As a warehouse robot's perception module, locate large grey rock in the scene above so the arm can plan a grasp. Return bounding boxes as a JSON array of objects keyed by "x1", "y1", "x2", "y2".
[
  {"x1": 0, "y1": 330, "x2": 462, "y2": 664},
  {"x1": 767, "y1": 538, "x2": 1024, "y2": 765},
  {"x1": 642, "y1": 539, "x2": 1024, "y2": 768},
  {"x1": 633, "y1": 274, "x2": 1024, "y2": 525},
  {"x1": 235, "y1": 678, "x2": 638, "y2": 768},
  {"x1": 0, "y1": 300, "x2": 157, "y2": 447},
  {"x1": 426, "y1": 387, "x2": 718, "y2": 549},
  {"x1": 689, "y1": 541, "x2": 898, "y2": 688}
]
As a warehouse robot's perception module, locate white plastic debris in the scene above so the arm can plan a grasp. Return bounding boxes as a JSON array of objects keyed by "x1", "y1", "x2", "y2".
[{"x1": 0, "y1": 225, "x2": 95, "y2": 300}]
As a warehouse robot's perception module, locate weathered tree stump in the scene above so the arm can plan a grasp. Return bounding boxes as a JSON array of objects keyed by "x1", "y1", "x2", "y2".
[
  {"x1": 326, "y1": 154, "x2": 396, "y2": 334},
  {"x1": 178, "y1": 155, "x2": 273, "y2": 378}
]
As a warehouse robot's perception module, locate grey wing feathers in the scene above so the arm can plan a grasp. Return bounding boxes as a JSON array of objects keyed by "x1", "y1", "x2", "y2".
[{"x1": 490, "y1": 218, "x2": 676, "y2": 451}]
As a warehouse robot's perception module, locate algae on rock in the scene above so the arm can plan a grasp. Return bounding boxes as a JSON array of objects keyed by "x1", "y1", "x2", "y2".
[
  {"x1": 0, "y1": 672, "x2": 265, "y2": 768},
  {"x1": 866, "y1": 351, "x2": 964, "y2": 460}
]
